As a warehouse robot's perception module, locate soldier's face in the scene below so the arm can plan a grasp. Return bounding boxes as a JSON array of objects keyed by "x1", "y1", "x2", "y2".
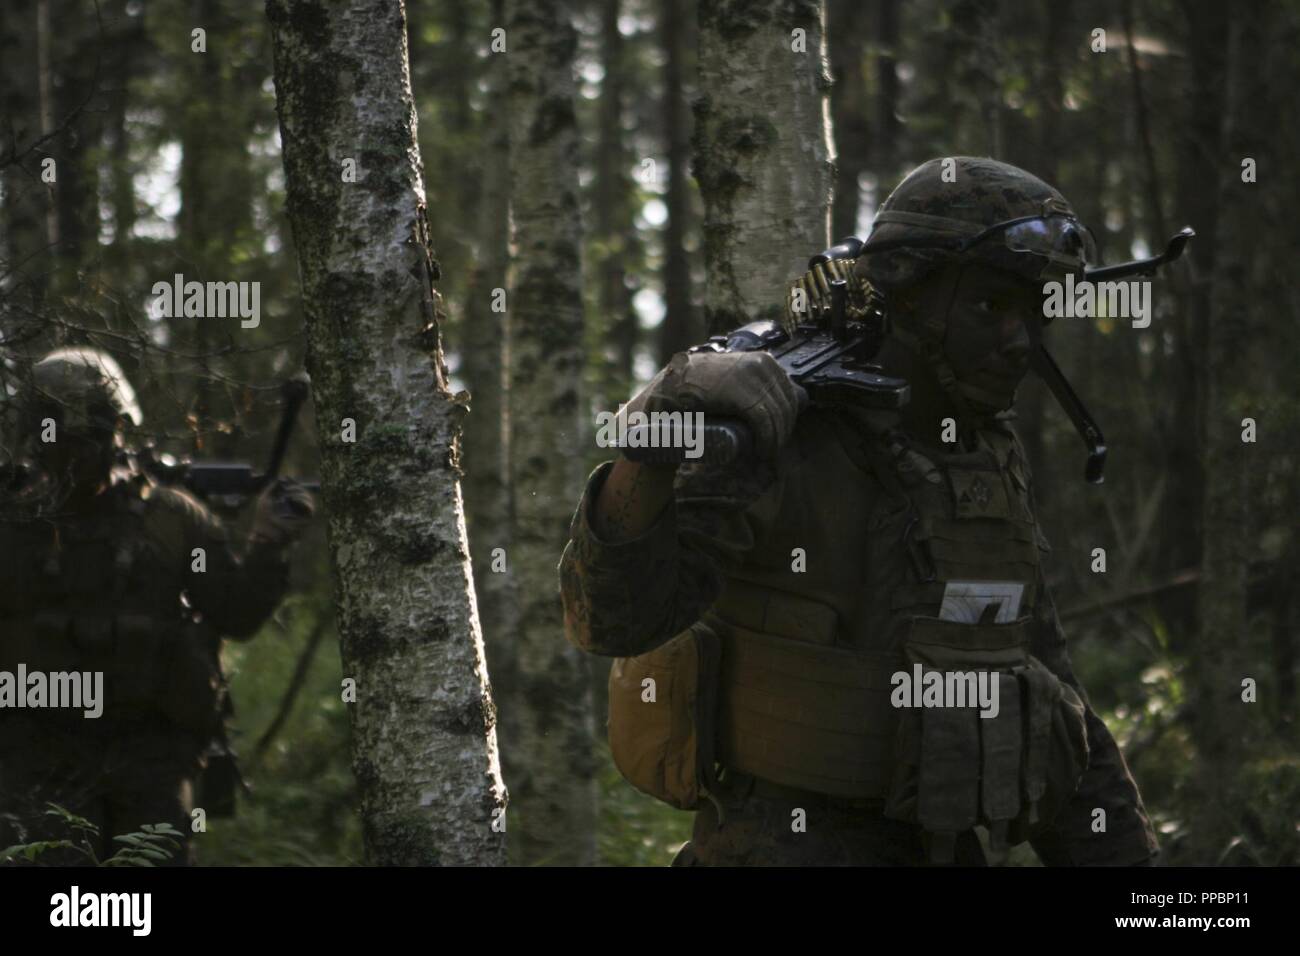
[{"x1": 939, "y1": 264, "x2": 1042, "y2": 407}]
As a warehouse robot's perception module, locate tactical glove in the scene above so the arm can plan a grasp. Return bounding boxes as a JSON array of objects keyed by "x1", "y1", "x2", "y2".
[
  {"x1": 628, "y1": 349, "x2": 807, "y2": 460},
  {"x1": 250, "y1": 477, "x2": 315, "y2": 548}
]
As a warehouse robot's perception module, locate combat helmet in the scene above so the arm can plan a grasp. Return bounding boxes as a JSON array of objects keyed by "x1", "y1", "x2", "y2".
[
  {"x1": 26, "y1": 347, "x2": 143, "y2": 435},
  {"x1": 857, "y1": 156, "x2": 1097, "y2": 292},
  {"x1": 838, "y1": 158, "x2": 1096, "y2": 427},
  {"x1": 789, "y1": 157, "x2": 1193, "y2": 482}
]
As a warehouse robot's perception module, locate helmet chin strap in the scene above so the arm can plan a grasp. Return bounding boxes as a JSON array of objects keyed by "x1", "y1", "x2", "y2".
[
  {"x1": 954, "y1": 379, "x2": 1016, "y2": 412},
  {"x1": 893, "y1": 263, "x2": 1003, "y2": 445}
]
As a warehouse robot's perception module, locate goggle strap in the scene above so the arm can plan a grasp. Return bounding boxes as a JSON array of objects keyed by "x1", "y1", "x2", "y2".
[{"x1": 872, "y1": 210, "x2": 986, "y2": 236}]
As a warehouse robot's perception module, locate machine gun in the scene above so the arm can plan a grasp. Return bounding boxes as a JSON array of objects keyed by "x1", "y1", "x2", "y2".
[
  {"x1": 138, "y1": 376, "x2": 319, "y2": 511},
  {"x1": 620, "y1": 237, "x2": 908, "y2": 465},
  {"x1": 620, "y1": 227, "x2": 1195, "y2": 482}
]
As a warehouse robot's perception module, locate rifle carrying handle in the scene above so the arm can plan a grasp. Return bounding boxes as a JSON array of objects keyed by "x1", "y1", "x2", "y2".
[{"x1": 618, "y1": 419, "x2": 751, "y2": 466}]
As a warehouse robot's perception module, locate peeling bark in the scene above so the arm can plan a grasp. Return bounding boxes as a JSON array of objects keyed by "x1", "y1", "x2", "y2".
[
  {"x1": 266, "y1": 0, "x2": 506, "y2": 867},
  {"x1": 693, "y1": 0, "x2": 834, "y2": 334}
]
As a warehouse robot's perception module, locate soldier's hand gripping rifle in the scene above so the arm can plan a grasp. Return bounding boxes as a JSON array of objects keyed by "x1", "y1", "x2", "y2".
[
  {"x1": 139, "y1": 375, "x2": 320, "y2": 510},
  {"x1": 619, "y1": 237, "x2": 909, "y2": 465}
]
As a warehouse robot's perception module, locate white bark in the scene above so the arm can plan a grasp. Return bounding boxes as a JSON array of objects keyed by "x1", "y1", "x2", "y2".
[
  {"x1": 267, "y1": 0, "x2": 506, "y2": 866},
  {"x1": 462, "y1": 0, "x2": 517, "y2": 719},
  {"x1": 503, "y1": 0, "x2": 597, "y2": 866},
  {"x1": 694, "y1": 0, "x2": 835, "y2": 334}
]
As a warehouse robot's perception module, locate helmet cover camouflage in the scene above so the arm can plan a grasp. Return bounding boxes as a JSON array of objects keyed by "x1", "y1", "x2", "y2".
[
  {"x1": 27, "y1": 347, "x2": 142, "y2": 434},
  {"x1": 856, "y1": 156, "x2": 1096, "y2": 289}
]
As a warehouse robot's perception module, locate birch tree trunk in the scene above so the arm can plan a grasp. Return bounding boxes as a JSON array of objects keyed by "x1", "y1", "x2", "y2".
[
  {"x1": 595, "y1": 0, "x2": 638, "y2": 403},
  {"x1": 266, "y1": 0, "x2": 507, "y2": 867},
  {"x1": 827, "y1": 0, "x2": 867, "y2": 241},
  {"x1": 462, "y1": 0, "x2": 519, "y2": 779},
  {"x1": 694, "y1": 0, "x2": 834, "y2": 334},
  {"x1": 658, "y1": 0, "x2": 699, "y2": 362},
  {"x1": 106, "y1": 0, "x2": 143, "y2": 267},
  {"x1": 872, "y1": 0, "x2": 901, "y2": 183},
  {"x1": 503, "y1": 0, "x2": 596, "y2": 866}
]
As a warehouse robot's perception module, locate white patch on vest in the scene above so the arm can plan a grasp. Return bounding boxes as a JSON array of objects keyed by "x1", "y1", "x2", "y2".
[
  {"x1": 890, "y1": 665, "x2": 1000, "y2": 719},
  {"x1": 939, "y1": 581, "x2": 1023, "y2": 624}
]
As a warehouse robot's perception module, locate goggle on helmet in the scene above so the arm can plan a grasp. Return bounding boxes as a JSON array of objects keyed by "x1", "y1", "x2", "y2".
[{"x1": 864, "y1": 197, "x2": 1098, "y2": 286}]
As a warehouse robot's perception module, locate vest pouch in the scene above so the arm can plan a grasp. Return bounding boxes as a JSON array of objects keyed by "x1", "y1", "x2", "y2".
[
  {"x1": 607, "y1": 621, "x2": 721, "y2": 811},
  {"x1": 714, "y1": 621, "x2": 898, "y2": 798},
  {"x1": 884, "y1": 615, "x2": 1030, "y2": 859},
  {"x1": 1014, "y1": 655, "x2": 1089, "y2": 832},
  {"x1": 711, "y1": 579, "x2": 839, "y2": 646},
  {"x1": 884, "y1": 616, "x2": 1091, "y2": 858}
]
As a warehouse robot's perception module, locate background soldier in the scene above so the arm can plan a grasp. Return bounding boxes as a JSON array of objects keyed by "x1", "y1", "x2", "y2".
[
  {"x1": 560, "y1": 157, "x2": 1160, "y2": 866},
  {"x1": 0, "y1": 348, "x2": 313, "y2": 865}
]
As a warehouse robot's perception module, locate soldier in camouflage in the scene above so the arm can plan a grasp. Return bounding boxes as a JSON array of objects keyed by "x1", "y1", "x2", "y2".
[
  {"x1": 560, "y1": 157, "x2": 1159, "y2": 866},
  {"x1": 0, "y1": 348, "x2": 313, "y2": 865}
]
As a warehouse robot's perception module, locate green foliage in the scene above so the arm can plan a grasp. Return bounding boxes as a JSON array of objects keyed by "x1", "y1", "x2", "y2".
[
  {"x1": 1221, "y1": 756, "x2": 1300, "y2": 866},
  {"x1": 106, "y1": 825, "x2": 188, "y2": 867},
  {"x1": 595, "y1": 745, "x2": 692, "y2": 867},
  {"x1": 1, "y1": 804, "x2": 183, "y2": 867},
  {"x1": 199, "y1": 598, "x2": 363, "y2": 866}
]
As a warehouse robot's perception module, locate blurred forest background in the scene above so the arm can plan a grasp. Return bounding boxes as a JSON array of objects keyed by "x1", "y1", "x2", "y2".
[{"x1": 1, "y1": 0, "x2": 1296, "y2": 865}]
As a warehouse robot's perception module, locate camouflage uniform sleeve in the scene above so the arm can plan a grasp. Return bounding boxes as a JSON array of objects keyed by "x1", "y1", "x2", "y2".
[
  {"x1": 1026, "y1": 572, "x2": 1160, "y2": 866},
  {"x1": 153, "y1": 487, "x2": 289, "y2": 640},
  {"x1": 559, "y1": 454, "x2": 784, "y2": 658}
]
